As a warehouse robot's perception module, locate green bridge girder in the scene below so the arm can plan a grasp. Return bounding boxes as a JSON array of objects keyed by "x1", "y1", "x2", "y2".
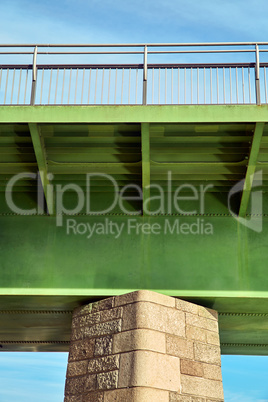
[{"x1": 0, "y1": 105, "x2": 268, "y2": 355}]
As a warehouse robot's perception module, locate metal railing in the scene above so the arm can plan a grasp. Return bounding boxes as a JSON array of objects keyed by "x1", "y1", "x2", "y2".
[{"x1": 1, "y1": 42, "x2": 268, "y2": 105}]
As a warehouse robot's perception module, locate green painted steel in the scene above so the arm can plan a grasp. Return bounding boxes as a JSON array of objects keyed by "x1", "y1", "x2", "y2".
[
  {"x1": 1, "y1": 105, "x2": 268, "y2": 354},
  {"x1": 28, "y1": 123, "x2": 54, "y2": 215},
  {"x1": 141, "y1": 123, "x2": 150, "y2": 214},
  {"x1": 0, "y1": 105, "x2": 268, "y2": 123},
  {"x1": 239, "y1": 123, "x2": 265, "y2": 217},
  {"x1": 0, "y1": 214, "x2": 268, "y2": 354}
]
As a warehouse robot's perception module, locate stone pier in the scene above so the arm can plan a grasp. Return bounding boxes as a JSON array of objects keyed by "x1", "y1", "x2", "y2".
[{"x1": 64, "y1": 290, "x2": 224, "y2": 401}]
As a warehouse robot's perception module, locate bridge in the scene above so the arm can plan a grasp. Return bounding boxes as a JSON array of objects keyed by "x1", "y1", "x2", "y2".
[{"x1": 0, "y1": 43, "x2": 268, "y2": 359}]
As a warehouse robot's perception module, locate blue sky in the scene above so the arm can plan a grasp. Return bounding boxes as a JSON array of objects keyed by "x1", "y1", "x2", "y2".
[
  {"x1": 1, "y1": 0, "x2": 268, "y2": 44},
  {"x1": 0, "y1": 353, "x2": 68, "y2": 401},
  {"x1": 0, "y1": 0, "x2": 268, "y2": 401}
]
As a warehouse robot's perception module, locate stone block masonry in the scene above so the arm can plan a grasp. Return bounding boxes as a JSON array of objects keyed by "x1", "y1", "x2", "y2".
[{"x1": 65, "y1": 290, "x2": 224, "y2": 402}]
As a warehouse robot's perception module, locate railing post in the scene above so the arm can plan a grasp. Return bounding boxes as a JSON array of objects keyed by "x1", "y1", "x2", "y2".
[
  {"x1": 255, "y1": 44, "x2": 261, "y2": 105},
  {"x1": 143, "y1": 45, "x2": 148, "y2": 105},
  {"x1": 30, "y1": 46, "x2": 38, "y2": 105}
]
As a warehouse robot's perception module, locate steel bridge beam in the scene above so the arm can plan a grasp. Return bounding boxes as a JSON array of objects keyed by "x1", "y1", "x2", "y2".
[
  {"x1": 1, "y1": 105, "x2": 268, "y2": 123},
  {"x1": 28, "y1": 123, "x2": 53, "y2": 215},
  {"x1": 239, "y1": 122, "x2": 265, "y2": 217}
]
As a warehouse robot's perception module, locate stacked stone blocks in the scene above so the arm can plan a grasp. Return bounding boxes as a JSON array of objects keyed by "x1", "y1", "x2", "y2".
[{"x1": 65, "y1": 290, "x2": 224, "y2": 401}]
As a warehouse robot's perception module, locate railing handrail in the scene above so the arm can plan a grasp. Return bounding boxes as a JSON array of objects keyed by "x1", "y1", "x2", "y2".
[
  {"x1": 1, "y1": 62, "x2": 267, "y2": 70},
  {"x1": 1, "y1": 42, "x2": 268, "y2": 106},
  {"x1": 2, "y1": 42, "x2": 268, "y2": 47}
]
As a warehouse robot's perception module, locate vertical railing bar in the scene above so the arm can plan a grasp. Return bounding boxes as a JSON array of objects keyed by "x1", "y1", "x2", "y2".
[
  {"x1": 121, "y1": 68, "x2": 124, "y2": 104},
  {"x1": 68, "y1": 68, "x2": 72, "y2": 105},
  {"x1": 165, "y1": 68, "x2": 167, "y2": 104},
  {"x1": 158, "y1": 68, "x2": 160, "y2": 104},
  {"x1": 223, "y1": 67, "x2": 225, "y2": 104},
  {"x1": 210, "y1": 67, "x2": 212, "y2": 104},
  {"x1": 216, "y1": 67, "x2": 219, "y2": 104},
  {"x1": 236, "y1": 67, "x2": 239, "y2": 104},
  {"x1": 54, "y1": 68, "x2": 59, "y2": 104},
  {"x1": 24, "y1": 69, "x2": 28, "y2": 105},
  {"x1": 248, "y1": 67, "x2": 251, "y2": 103},
  {"x1": 197, "y1": 67, "x2": 199, "y2": 104},
  {"x1": 242, "y1": 67, "x2": 245, "y2": 103},
  {"x1": 40, "y1": 68, "x2": 44, "y2": 104},
  {"x1": 17, "y1": 68, "x2": 22, "y2": 104},
  {"x1": 255, "y1": 44, "x2": 261, "y2": 105},
  {"x1": 94, "y1": 68, "x2": 98, "y2": 104},
  {"x1": 190, "y1": 68, "x2": 192, "y2": 104},
  {"x1": 171, "y1": 67, "x2": 173, "y2": 104},
  {"x1": 87, "y1": 69, "x2": 92, "y2": 104},
  {"x1": 48, "y1": 68, "x2": 53, "y2": 105},
  {"x1": 264, "y1": 67, "x2": 267, "y2": 104},
  {"x1": 178, "y1": 68, "x2": 180, "y2": 104},
  {"x1": 135, "y1": 68, "x2": 138, "y2": 104},
  {"x1": 61, "y1": 68, "x2": 65, "y2": 104},
  {"x1": 10, "y1": 69, "x2": 15, "y2": 104},
  {"x1": 101, "y1": 68, "x2": 104, "y2": 104},
  {"x1": 143, "y1": 45, "x2": 148, "y2": 105},
  {"x1": 204, "y1": 68, "x2": 206, "y2": 104},
  {"x1": 74, "y1": 68, "x2": 79, "y2": 104},
  {"x1": 4, "y1": 68, "x2": 9, "y2": 105},
  {"x1": 128, "y1": 68, "x2": 131, "y2": 105},
  {"x1": 184, "y1": 68, "x2": 186, "y2": 104},
  {"x1": 0, "y1": 69, "x2": 2, "y2": 93},
  {"x1": 152, "y1": 68, "x2": 154, "y2": 105},
  {"x1": 114, "y1": 68, "x2": 117, "y2": 104},
  {"x1": 30, "y1": 46, "x2": 38, "y2": 105},
  {"x1": 229, "y1": 67, "x2": 232, "y2": 104},
  {"x1": 108, "y1": 68, "x2": 111, "y2": 105},
  {"x1": 81, "y1": 68, "x2": 85, "y2": 104}
]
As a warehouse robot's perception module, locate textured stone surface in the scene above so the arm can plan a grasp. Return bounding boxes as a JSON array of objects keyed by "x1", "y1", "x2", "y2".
[
  {"x1": 186, "y1": 313, "x2": 218, "y2": 332},
  {"x1": 169, "y1": 394, "x2": 205, "y2": 402},
  {"x1": 69, "y1": 339, "x2": 95, "y2": 361},
  {"x1": 186, "y1": 325, "x2": 206, "y2": 343},
  {"x1": 194, "y1": 342, "x2": 221, "y2": 365},
  {"x1": 114, "y1": 289, "x2": 176, "y2": 308},
  {"x1": 166, "y1": 334, "x2": 194, "y2": 359},
  {"x1": 99, "y1": 307, "x2": 123, "y2": 323},
  {"x1": 206, "y1": 399, "x2": 224, "y2": 402},
  {"x1": 104, "y1": 387, "x2": 169, "y2": 401},
  {"x1": 94, "y1": 336, "x2": 113, "y2": 356},
  {"x1": 118, "y1": 350, "x2": 180, "y2": 391},
  {"x1": 198, "y1": 307, "x2": 218, "y2": 320},
  {"x1": 88, "y1": 355, "x2": 120, "y2": 374},
  {"x1": 113, "y1": 328, "x2": 166, "y2": 354},
  {"x1": 72, "y1": 319, "x2": 122, "y2": 341},
  {"x1": 97, "y1": 370, "x2": 118, "y2": 390},
  {"x1": 122, "y1": 302, "x2": 185, "y2": 336},
  {"x1": 65, "y1": 291, "x2": 223, "y2": 401},
  {"x1": 72, "y1": 312, "x2": 100, "y2": 329},
  {"x1": 64, "y1": 396, "x2": 83, "y2": 402},
  {"x1": 91, "y1": 297, "x2": 115, "y2": 313},
  {"x1": 73, "y1": 304, "x2": 92, "y2": 318},
  {"x1": 83, "y1": 392, "x2": 104, "y2": 402},
  {"x1": 65, "y1": 376, "x2": 86, "y2": 395},
  {"x1": 203, "y1": 363, "x2": 222, "y2": 381},
  {"x1": 67, "y1": 360, "x2": 88, "y2": 377},
  {"x1": 206, "y1": 330, "x2": 220, "y2": 346},
  {"x1": 175, "y1": 299, "x2": 199, "y2": 315},
  {"x1": 181, "y1": 375, "x2": 224, "y2": 399},
  {"x1": 84, "y1": 374, "x2": 97, "y2": 392},
  {"x1": 180, "y1": 359, "x2": 203, "y2": 377}
]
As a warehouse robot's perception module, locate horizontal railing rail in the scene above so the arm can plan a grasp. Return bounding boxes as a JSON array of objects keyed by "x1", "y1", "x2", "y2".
[{"x1": 1, "y1": 43, "x2": 268, "y2": 105}]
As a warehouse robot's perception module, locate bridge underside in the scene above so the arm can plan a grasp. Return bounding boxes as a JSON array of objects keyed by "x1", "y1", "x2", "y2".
[{"x1": 0, "y1": 105, "x2": 268, "y2": 355}]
